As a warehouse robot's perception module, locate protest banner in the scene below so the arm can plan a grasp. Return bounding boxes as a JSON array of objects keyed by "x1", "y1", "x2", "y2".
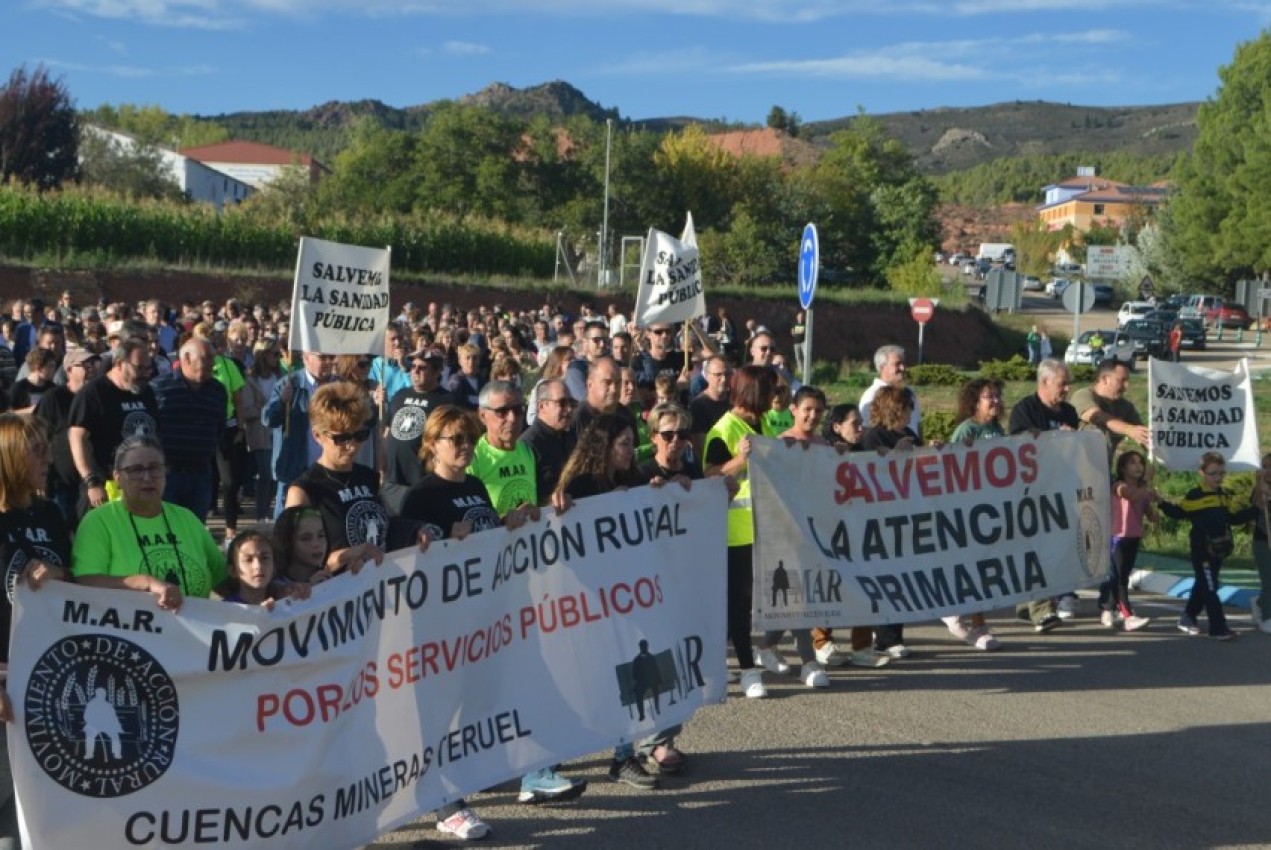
[
  {"x1": 748, "y1": 431, "x2": 1111, "y2": 630},
  {"x1": 1148, "y1": 357, "x2": 1259, "y2": 471},
  {"x1": 8, "y1": 483, "x2": 728, "y2": 849},
  {"x1": 632, "y1": 222, "x2": 704, "y2": 329},
  {"x1": 288, "y1": 236, "x2": 391, "y2": 355}
]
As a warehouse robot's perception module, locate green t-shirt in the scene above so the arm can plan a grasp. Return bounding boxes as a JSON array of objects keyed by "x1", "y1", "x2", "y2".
[
  {"x1": 467, "y1": 437, "x2": 538, "y2": 517},
  {"x1": 213, "y1": 354, "x2": 245, "y2": 420},
  {"x1": 950, "y1": 418, "x2": 1005, "y2": 443},
  {"x1": 72, "y1": 501, "x2": 227, "y2": 598},
  {"x1": 762, "y1": 408, "x2": 794, "y2": 437}
]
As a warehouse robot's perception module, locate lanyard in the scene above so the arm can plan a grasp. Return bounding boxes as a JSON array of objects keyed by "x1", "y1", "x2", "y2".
[{"x1": 126, "y1": 507, "x2": 186, "y2": 590}]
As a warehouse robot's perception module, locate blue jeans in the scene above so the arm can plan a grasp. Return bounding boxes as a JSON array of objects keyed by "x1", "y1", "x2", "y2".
[{"x1": 164, "y1": 468, "x2": 213, "y2": 522}]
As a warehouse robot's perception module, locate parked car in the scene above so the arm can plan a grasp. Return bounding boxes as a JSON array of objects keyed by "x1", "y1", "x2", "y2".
[
  {"x1": 1206, "y1": 302, "x2": 1253, "y2": 329},
  {"x1": 1122, "y1": 319, "x2": 1168, "y2": 360},
  {"x1": 948, "y1": 252, "x2": 968, "y2": 266},
  {"x1": 1022, "y1": 275, "x2": 1043, "y2": 291},
  {"x1": 1180, "y1": 318, "x2": 1207, "y2": 349},
  {"x1": 1055, "y1": 262, "x2": 1083, "y2": 275},
  {"x1": 1064, "y1": 329, "x2": 1136, "y2": 368},
  {"x1": 1117, "y1": 300, "x2": 1155, "y2": 327},
  {"x1": 1163, "y1": 294, "x2": 1189, "y2": 312},
  {"x1": 1049, "y1": 278, "x2": 1072, "y2": 300},
  {"x1": 1180, "y1": 294, "x2": 1221, "y2": 320},
  {"x1": 1092, "y1": 284, "x2": 1115, "y2": 307},
  {"x1": 1143, "y1": 309, "x2": 1179, "y2": 327}
]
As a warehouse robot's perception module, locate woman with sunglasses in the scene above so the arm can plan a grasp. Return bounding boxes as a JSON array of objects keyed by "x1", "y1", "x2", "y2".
[
  {"x1": 640, "y1": 402, "x2": 702, "y2": 486},
  {"x1": 333, "y1": 354, "x2": 383, "y2": 472},
  {"x1": 284, "y1": 382, "x2": 387, "y2": 577}
]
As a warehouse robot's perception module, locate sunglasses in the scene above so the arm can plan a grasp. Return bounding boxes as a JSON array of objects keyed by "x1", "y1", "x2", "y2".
[
  {"x1": 437, "y1": 433, "x2": 475, "y2": 447},
  {"x1": 327, "y1": 427, "x2": 371, "y2": 446},
  {"x1": 649, "y1": 328, "x2": 671, "y2": 335},
  {"x1": 657, "y1": 429, "x2": 692, "y2": 442},
  {"x1": 484, "y1": 404, "x2": 525, "y2": 418}
]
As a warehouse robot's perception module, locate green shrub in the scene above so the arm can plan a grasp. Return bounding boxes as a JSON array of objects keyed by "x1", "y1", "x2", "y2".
[
  {"x1": 921, "y1": 410, "x2": 958, "y2": 444},
  {"x1": 1069, "y1": 364, "x2": 1095, "y2": 383},
  {"x1": 979, "y1": 355, "x2": 1036, "y2": 383},
  {"x1": 907, "y1": 363, "x2": 964, "y2": 387}
]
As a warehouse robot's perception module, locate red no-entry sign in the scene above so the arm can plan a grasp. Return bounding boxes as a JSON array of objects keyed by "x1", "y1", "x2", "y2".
[{"x1": 910, "y1": 297, "x2": 937, "y2": 323}]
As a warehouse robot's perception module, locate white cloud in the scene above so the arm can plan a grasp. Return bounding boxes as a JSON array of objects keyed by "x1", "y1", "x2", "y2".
[
  {"x1": 34, "y1": 0, "x2": 244, "y2": 28},
  {"x1": 442, "y1": 40, "x2": 491, "y2": 56},
  {"x1": 731, "y1": 52, "x2": 990, "y2": 82},
  {"x1": 597, "y1": 47, "x2": 726, "y2": 77},
  {"x1": 42, "y1": 58, "x2": 215, "y2": 78}
]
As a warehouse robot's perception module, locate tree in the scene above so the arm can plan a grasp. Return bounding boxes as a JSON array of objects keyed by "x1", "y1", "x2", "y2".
[
  {"x1": 0, "y1": 64, "x2": 79, "y2": 189},
  {"x1": 1167, "y1": 31, "x2": 1271, "y2": 287},
  {"x1": 77, "y1": 129, "x2": 184, "y2": 201}
]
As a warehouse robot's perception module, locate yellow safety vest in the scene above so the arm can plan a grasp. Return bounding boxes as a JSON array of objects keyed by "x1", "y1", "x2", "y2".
[{"x1": 705, "y1": 411, "x2": 756, "y2": 547}]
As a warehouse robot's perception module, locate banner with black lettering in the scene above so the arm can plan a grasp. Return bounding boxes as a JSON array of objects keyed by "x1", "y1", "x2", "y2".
[
  {"x1": 632, "y1": 225, "x2": 704, "y2": 329},
  {"x1": 1148, "y1": 357, "x2": 1259, "y2": 471},
  {"x1": 8, "y1": 484, "x2": 727, "y2": 849},
  {"x1": 748, "y1": 432, "x2": 1111, "y2": 629},
  {"x1": 289, "y1": 236, "x2": 391, "y2": 355}
]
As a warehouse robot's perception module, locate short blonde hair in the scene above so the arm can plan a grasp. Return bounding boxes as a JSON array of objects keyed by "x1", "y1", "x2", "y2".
[{"x1": 309, "y1": 382, "x2": 371, "y2": 435}]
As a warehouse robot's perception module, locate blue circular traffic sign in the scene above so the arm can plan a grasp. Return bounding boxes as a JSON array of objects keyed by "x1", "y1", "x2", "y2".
[{"x1": 798, "y1": 223, "x2": 819, "y2": 311}]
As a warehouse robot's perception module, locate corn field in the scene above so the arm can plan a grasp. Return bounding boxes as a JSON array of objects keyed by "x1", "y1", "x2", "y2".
[{"x1": 0, "y1": 184, "x2": 556, "y2": 277}]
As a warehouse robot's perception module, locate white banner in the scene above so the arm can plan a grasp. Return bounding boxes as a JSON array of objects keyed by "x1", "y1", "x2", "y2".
[
  {"x1": 633, "y1": 226, "x2": 704, "y2": 328},
  {"x1": 749, "y1": 432, "x2": 1111, "y2": 629},
  {"x1": 1148, "y1": 357, "x2": 1259, "y2": 471},
  {"x1": 288, "y1": 236, "x2": 391, "y2": 355},
  {"x1": 9, "y1": 484, "x2": 728, "y2": 849}
]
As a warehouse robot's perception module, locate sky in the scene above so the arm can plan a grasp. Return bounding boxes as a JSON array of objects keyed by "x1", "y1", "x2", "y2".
[{"x1": 5, "y1": 0, "x2": 1269, "y2": 124}]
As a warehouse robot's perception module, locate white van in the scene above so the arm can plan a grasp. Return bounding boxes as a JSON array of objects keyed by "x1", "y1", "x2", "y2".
[{"x1": 1180, "y1": 295, "x2": 1221, "y2": 320}]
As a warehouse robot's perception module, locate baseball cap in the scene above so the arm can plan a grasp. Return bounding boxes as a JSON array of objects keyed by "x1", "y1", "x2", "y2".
[{"x1": 63, "y1": 348, "x2": 101, "y2": 368}]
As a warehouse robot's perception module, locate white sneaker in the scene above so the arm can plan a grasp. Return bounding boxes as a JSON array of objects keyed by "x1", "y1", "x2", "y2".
[
  {"x1": 971, "y1": 628, "x2": 1001, "y2": 651},
  {"x1": 1123, "y1": 615, "x2": 1150, "y2": 632},
  {"x1": 436, "y1": 808, "x2": 491, "y2": 840},
  {"x1": 1100, "y1": 610, "x2": 1116, "y2": 628},
  {"x1": 740, "y1": 668, "x2": 766, "y2": 699},
  {"x1": 800, "y1": 661, "x2": 830, "y2": 688},
  {"x1": 848, "y1": 649, "x2": 892, "y2": 668},
  {"x1": 943, "y1": 616, "x2": 971, "y2": 640},
  {"x1": 754, "y1": 647, "x2": 790, "y2": 675},
  {"x1": 1251, "y1": 596, "x2": 1263, "y2": 626},
  {"x1": 1056, "y1": 595, "x2": 1078, "y2": 620},
  {"x1": 885, "y1": 644, "x2": 912, "y2": 659},
  {"x1": 815, "y1": 642, "x2": 848, "y2": 667}
]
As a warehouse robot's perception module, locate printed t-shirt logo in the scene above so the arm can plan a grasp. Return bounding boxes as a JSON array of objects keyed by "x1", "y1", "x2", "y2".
[
  {"x1": 346, "y1": 500, "x2": 389, "y2": 548},
  {"x1": 390, "y1": 405, "x2": 426, "y2": 441}
]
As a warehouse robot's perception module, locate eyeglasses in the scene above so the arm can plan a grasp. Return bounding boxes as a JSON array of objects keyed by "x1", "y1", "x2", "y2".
[
  {"x1": 437, "y1": 433, "x2": 475, "y2": 447},
  {"x1": 483, "y1": 404, "x2": 525, "y2": 418},
  {"x1": 119, "y1": 463, "x2": 166, "y2": 480},
  {"x1": 327, "y1": 427, "x2": 371, "y2": 446},
  {"x1": 657, "y1": 429, "x2": 692, "y2": 442},
  {"x1": 541, "y1": 397, "x2": 576, "y2": 408},
  {"x1": 649, "y1": 328, "x2": 671, "y2": 335}
]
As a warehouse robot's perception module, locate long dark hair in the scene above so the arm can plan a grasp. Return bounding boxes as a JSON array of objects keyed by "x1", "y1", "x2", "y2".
[{"x1": 554, "y1": 413, "x2": 640, "y2": 501}]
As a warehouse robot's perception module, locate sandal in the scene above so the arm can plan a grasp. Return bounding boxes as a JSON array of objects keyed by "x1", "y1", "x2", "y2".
[{"x1": 651, "y1": 743, "x2": 686, "y2": 774}]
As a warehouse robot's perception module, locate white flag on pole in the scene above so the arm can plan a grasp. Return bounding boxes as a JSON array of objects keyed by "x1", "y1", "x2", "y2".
[
  {"x1": 288, "y1": 236, "x2": 391, "y2": 355},
  {"x1": 633, "y1": 220, "x2": 704, "y2": 328},
  {"x1": 681, "y1": 211, "x2": 697, "y2": 247},
  {"x1": 1147, "y1": 357, "x2": 1259, "y2": 470}
]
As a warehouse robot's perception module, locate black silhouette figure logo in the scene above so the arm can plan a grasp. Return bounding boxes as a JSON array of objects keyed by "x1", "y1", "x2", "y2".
[
  {"x1": 771, "y1": 560, "x2": 790, "y2": 607},
  {"x1": 24, "y1": 634, "x2": 180, "y2": 798},
  {"x1": 630, "y1": 640, "x2": 662, "y2": 721}
]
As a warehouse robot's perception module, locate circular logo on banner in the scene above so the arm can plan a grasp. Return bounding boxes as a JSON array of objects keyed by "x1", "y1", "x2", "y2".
[
  {"x1": 24, "y1": 635, "x2": 179, "y2": 798},
  {"x1": 390, "y1": 405, "x2": 426, "y2": 441},
  {"x1": 1077, "y1": 504, "x2": 1105, "y2": 579}
]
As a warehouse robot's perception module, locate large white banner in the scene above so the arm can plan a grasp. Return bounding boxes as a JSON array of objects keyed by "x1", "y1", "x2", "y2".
[
  {"x1": 1148, "y1": 357, "x2": 1259, "y2": 471},
  {"x1": 632, "y1": 225, "x2": 705, "y2": 328},
  {"x1": 8, "y1": 484, "x2": 727, "y2": 849},
  {"x1": 749, "y1": 432, "x2": 1111, "y2": 629},
  {"x1": 289, "y1": 236, "x2": 391, "y2": 355}
]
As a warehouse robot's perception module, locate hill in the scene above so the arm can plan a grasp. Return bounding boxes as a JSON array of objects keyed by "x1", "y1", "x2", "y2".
[{"x1": 191, "y1": 83, "x2": 1200, "y2": 175}]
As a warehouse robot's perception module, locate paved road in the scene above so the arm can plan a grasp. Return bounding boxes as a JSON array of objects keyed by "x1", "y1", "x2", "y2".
[{"x1": 369, "y1": 589, "x2": 1271, "y2": 850}]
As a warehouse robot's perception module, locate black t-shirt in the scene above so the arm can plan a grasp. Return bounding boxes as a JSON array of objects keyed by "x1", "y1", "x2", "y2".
[
  {"x1": 67, "y1": 375, "x2": 159, "y2": 477},
  {"x1": 519, "y1": 419, "x2": 576, "y2": 505},
  {"x1": 1008, "y1": 393, "x2": 1080, "y2": 434},
  {"x1": 0, "y1": 500, "x2": 72, "y2": 662},
  {"x1": 633, "y1": 351, "x2": 683, "y2": 390},
  {"x1": 639, "y1": 456, "x2": 704, "y2": 482},
  {"x1": 859, "y1": 426, "x2": 921, "y2": 451},
  {"x1": 688, "y1": 393, "x2": 731, "y2": 437},
  {"x1": 34, "y1": 384, "x2": 77, "y2": 489},
  {"x1": 397, "y1": 474, "x2": 502, "y2": 545},
  {"x1": 10, "y1": 377, "x2": 50, "y2": 410},
  {"x1": 290, "y1": 463, "x2": 388, "y2": 556},
  {"x1": 384, "y1": 386, "x2": 457, "y2": 489}
]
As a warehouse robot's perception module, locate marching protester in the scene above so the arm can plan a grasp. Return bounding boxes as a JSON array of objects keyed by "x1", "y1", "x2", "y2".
[
  {"x1": 34, "y1": 347, "x2": 100, "y2": 522},
  {"x1": 68, "y1": 336, "x2": 159, "y2": 519},
  {"x1": 332, "y1": 353, "x2": 383, "y2": 472},
  {"x1": 284, "y1": 382, "x2": 387, "y2": 577},
  {"x1": 572, "y1": 356, "x2": 638, "y2": 441},
  {"x1": 1252, "y1": 453, "x2": 1271, "y2": 634},
  {"x1": 445, "y1": 342, "x2": 484, "y2": 410},
  {"x1": 563, "y1": 318, "x2": 610, "y2": 401},
  {"x1": 525, "y1": 345, "x2": 575, "y2": 425},
  {"x1": 369, "y1": 323, "x2": 411, "y2": 406},
  {"x1": 821, "y1": 402, "x2": 864, "y2": 449},
  {"x1": 0, "y1": 413, "x2": 69, "y2": 850},
  {"x1": 705, "y1": 364, "x2": 774, "y2": 698},
  {"x1": 9, "y1": 349, "x2": 57, "y2": 414},
  {"x1": 151, "y1": 339, "x2": 227, "y2": 523},
  {"x1": 240, "y1": 339, "x2": 283, "y2": 523},
  {"x1": 1100, "y1": 449, "x2": 1158, "y2": 632},
  {"x1": 381, "y1": 348, "x2": 456, "y2": 515},
  {"x1": 520, "y1": 377, "x2": 577, "y2": 504},
  {"x1": 1007, "y1": 358, "x2": 1078, "y2": 633},
  {"x1": 72, "y1": 435, "x2": 225, "y2": 608},
  {"x1": 688, "y1": 354, "x2": 730, "y2": 459},
  {"x1": 754, "y1": 385, "x2": 831, "y2": 687},
  {"x1": 219, "y1": 529, "x2": 311, "y2": 609},
  {"x1": 860, "y1": 344, "x2": 920, "y2": 438},
  {"x1": 273, "y1": 505, "x2": 328, "y2": 585},
  {"x1": 1158, "y1": 452, "x2": 1257, "y2": 640},
  {"x1": 263, "y1": 351, "x2": 335, "y2": 518}
]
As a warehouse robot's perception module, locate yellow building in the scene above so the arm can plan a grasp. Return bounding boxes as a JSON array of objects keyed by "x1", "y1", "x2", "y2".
[{"x1": 1038, "y1": 171, "x2": 1171, "y2": 232}]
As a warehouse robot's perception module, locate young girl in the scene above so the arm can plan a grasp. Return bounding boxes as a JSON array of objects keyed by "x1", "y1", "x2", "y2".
[
  {"x1": 273, "y1": 506, "x2": 329, "y2": 585},
  {"x1": 1100, "y1": 450, "x2": 1158, "y2": 632},
  {"x1": 221, "y1": 529, "x2": 311, "y2": 609},
  {"x1": 1159, "y1": 452, "x2": 1258, "y2": 640},
  {"x1": 762, "y1": 379, "x2": 793, "y2": 437}
]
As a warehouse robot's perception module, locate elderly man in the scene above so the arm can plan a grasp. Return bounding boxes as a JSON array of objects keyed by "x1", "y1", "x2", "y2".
[
  {"x1": 381, "y1": 349, "x2": 455, "y2": 515},
  {"x1": 263, "y1": 351, "x2": 335, "y2": 519},
  {"x1": 68, "y1": 337, "x2": 158, "y2": 518},
  {"x1": 1008, "y1": 358, "x2": 1080, "y2": 632},
  {"x1": 859, "y1": 344, "x2": 920, "y2": 435},
  {"x1": 519, "y1": 378, "x2": 577, "y2": 504},
  {"x1": 151, "y1": 339, "x2": 228, "y2": 522}
]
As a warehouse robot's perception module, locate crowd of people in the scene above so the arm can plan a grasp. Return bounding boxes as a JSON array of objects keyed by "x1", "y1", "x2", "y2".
[{"x1": 0, "y1": 289, "x2": 1265, "y2": 845}]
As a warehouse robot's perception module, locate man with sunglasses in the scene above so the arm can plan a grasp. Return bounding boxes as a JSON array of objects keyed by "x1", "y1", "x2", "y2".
[
  {"x1": 381, "y1": 349, "x2": 456, "y2": 516},
  {"x1": 632, "y1": 323, "x2": 689, "y2": 405},
  {"x1": 263, "y1": 351, "x2": 336, "y2": 519},
  {"x1": 519, "y1": 378, "x2": 577, "y2": 504},
  {"x1": 467, "y1": 381, "x2": 538, "y2": 517},
  {"x1": 563, "y1": 319, "x2": 610, "y2": 402}
]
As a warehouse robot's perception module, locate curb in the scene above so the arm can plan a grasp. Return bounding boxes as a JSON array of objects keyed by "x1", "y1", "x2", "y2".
[{"x1": 1129, "y1": 568, "x2": 1257, "y2": 609}]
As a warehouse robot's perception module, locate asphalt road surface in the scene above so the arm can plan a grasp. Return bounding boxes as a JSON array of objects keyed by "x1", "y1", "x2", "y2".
[{"x1": 370, "y1": 590, "x2": 1271, "y2": 850}]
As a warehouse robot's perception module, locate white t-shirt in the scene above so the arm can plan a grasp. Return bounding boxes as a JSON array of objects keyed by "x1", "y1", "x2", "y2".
[
  {"x1": 608, "y1": 314, "x2": 628, "y2": 336},
  {"x1": 859, "y1": 378, "x2": 922, "y2": 437}
]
